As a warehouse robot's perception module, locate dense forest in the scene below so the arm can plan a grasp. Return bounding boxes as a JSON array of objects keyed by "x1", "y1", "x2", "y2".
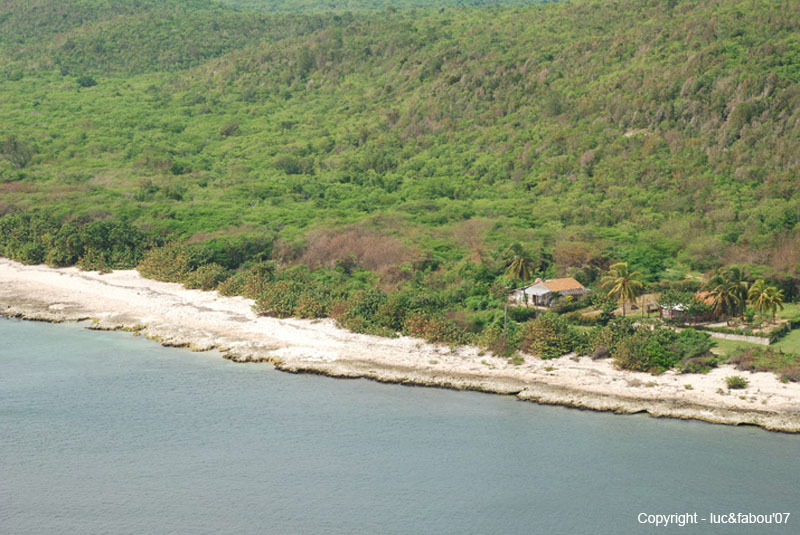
[{"x1": 1, "y1": 0, "x2": 799, "y2": 370}]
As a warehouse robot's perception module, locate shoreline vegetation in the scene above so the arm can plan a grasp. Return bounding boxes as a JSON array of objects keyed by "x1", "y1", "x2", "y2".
[
  {"x1": 2, "y1": 0, "x2": 799, "y2": 431},
  {"x1": 2, "y1": 257, "x2": 799, "y2": 433}
]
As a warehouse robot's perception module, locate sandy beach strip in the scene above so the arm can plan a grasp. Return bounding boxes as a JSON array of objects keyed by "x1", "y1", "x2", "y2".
[{"x1": 1, "y1": 257, "x2": 799, "y2": 433}]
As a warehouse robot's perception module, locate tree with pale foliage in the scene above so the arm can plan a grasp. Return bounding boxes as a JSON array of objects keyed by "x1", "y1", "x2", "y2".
[{"x1": 600, "y1": 262, "x2": 643, "y2": 317}]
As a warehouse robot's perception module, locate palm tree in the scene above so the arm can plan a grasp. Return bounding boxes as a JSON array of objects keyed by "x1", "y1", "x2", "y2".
[
  {"x1": 749, "y1": 280, "x2": 785, "y2": 325},
  {"x1": 767, "y1": 286, "x2": 785, "y2": 324},
  {"x1": 747, "y1": 279, "x2": 772, "y2": 326},
  {"x1": 600, "y1": 262, "x2": 643, "y2": 317},
  {"x1": 705, "y1": 271, "x2": 741, "y2": 322},
  {"x1": 724, "y1": 267, "x2": 750, "y2": 320},
  {"x1": 504, "y1": 243, "x2": 534, "y2": 285}
]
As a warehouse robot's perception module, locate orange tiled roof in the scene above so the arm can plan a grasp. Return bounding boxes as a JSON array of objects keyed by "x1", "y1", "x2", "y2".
[
  {"x1": 695, "y1": 291, "x2": 714, "y2": 305},
  {"x1": 543, "y1": 277, "x2": 585, "y2": 292}
]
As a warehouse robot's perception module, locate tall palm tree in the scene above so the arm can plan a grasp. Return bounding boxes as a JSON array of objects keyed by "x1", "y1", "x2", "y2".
[
  {"x1": 749, "y1": 280, "x2": 785, "y2": 325},
  {"x1": 724, "y1": 267, "x2": 750, "y2": 320},
  {"x1": 504, "y1": 243, "x2": 534, "y2": 285},
  {"x1": 600, "y1": 262, "x2": 643, "y2": 317},
  {"x1": 767, "y1": 286, "x2": 785, "y2": 324},
  {"x1": 705, "y1": 271, "x2": 740, "y2": 322},
  {"x1": 748, "y1": 279, "x2": 772, "y2": 326}
]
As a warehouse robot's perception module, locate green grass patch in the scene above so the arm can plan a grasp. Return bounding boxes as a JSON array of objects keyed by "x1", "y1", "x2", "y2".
[
  {"x1": 710, "y1": 338, "x2": 761, "y2": 359},
  {"x1": 777, "y1": 303, "x2": 800, "y2": 321},
  {"x1": 773, "y1": 328, "x2": 800, "y2": 354}
]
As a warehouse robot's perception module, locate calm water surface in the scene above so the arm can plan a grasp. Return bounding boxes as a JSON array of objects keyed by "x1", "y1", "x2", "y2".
[{"x1": 1, "y1": 318, "x2": 798, "y2": 534}]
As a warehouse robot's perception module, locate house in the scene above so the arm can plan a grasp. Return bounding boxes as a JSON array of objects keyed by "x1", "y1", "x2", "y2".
[
  {"x1": 511, "y1": 278, "x2": 592, "y2": 307},
  {"x1": 660, "y1": 303, "x2": 687, "y2": 321}
]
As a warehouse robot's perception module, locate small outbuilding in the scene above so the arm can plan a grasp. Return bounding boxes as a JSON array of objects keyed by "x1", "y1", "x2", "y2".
[{"x1": 659, "y1": 303, "x2": 687, "y2": 320}]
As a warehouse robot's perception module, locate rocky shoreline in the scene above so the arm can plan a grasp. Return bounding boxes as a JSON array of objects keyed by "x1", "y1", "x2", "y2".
[{"x1": 2, "y1": 258, "x2": 799, "y2": 433}]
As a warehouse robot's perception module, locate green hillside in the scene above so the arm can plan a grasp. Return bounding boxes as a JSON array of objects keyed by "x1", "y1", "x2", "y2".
[
  {"x1": 0, "y1": 0, "x2": 218, "y2": 49},
  {"x1": 1, "y1": 0, "x2": 799, "y2": 363},
  {"x1": 217, "y1": 0, "x2": 552, "y2": 13}
]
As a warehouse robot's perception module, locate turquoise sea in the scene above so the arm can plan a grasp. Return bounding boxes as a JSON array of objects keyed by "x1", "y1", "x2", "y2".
[{"x1": 1, "y1": 318, "x2": 797, "y2": 534}]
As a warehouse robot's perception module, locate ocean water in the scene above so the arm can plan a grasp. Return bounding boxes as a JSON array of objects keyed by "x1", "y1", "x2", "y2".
[{"x1": 1, "y1": 318, "x2": 797, "y2": 535}]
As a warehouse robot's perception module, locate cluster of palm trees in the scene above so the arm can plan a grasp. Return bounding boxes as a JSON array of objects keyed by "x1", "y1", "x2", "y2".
[
  {"x1": 706, "y1": 268, "x2": 785, "y2": 325},
  {"x1": 598, "y1": 264, "x2": 786, "y2": 325}
]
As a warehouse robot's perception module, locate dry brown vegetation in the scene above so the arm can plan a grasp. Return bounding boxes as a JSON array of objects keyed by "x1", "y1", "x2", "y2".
[
  {"x1": 767, "y1": 233, "x2": 800, "y2": 274},
  {"x1": 0, "y1": 182, "x2": 36, "y2": 193},
  {"x1": 0, "y1": 201, "x2": 14, "y2": 216},
  {"x1": 553, "y1": 239, "x2": 607, "y2": 270},
  {"x1": 298, "y1": 226, "x2": 419, "y2": 284},
  {"x1": 450, "y1": 218, "x2": 491, "y2": 263}
]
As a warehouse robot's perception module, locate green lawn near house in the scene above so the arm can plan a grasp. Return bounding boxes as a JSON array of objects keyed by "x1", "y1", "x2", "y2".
[
  {"x1": 777, "y1": 303, "x2": 800, "y2": 321},
  {"x1": 710, "y1": 338, "x2": 761, "y2": 360},
  {"x1": 774, "y1": 328, "x2": 800, "y2": 354}
]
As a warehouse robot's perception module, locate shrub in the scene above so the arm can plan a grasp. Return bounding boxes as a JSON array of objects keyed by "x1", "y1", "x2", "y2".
[
  {"x1": 218, "y1": 262, "x2": 275, "y2": 298},
  {"x1": 0, "y1": 212, "x2": 148, "y2": 270},
  {"x1": 185, "y1": 263, "x2": 229, "y2": 290},
  {"x1": 403, "y1": 313, "x2": 471, "y2": 345},
  {"x1": 14, "y1": 241, "x2": 47, "y2": 264},
  {"x1": 273, "y1": 155, "x2": 303, "y2": 175},
  {"x1": 192, "y1": 236, "x2": 272, "y2": 270},
  {"x1": 590, "y1": 293, "x2": 617, "y2": 325},
  {"x1": 76, "y1": 75, "x2": 97, "y2": 88},
  {"x1": 294, "y1": 286, "x2": 334, "y2": 319},
  {"x1": 374, "y1": 292, "x2": 412, "y2": 331},
  {"x1": 780, "y1": 366, "x2": 800, "y2": 383},
  {"x1": 589, "y1": 325, "x2": 615, "y2": 352},
  {"x1": 641, "y1": 329, "x2": 682, "y2": 370},
  {"x1": 552, "y1": 295, "x2": 592, "y2": 314},
  {"x1": 725, "y1": 376, "x2": 749, "y2": 390},
  {"x1": 1, "y1": 136, "x2": 36, "y2": 169},
  {"x1": 45, "y1": 223, "x2": 83, "y2": 267},
  {"x1": 562, "y1": 309, "x2": 599, "y2": 326},
  {"x1": 333, "y1": 287, "x2": 397, "y2": 336},
  {"x1": 612, "y1": 329, "x2": 659, "y2": 372},
  {"x1": 137, "y1": 242, "x2": 193, "y2": 282},
  {"x1": 674, "y1": 329, "x2": 715, "y2": 359},
  {"x1": 612, "y1": 327, "x2": 683, "y2": 373},
  {"x1": 78, "y1": 219, "x2": 148, "y2": 269},
  {"x1": 253, "y1": 281, "x2": 303, "y2": 318},
  {"x1": 476, "y1": 323, "x2": 521, "y2": 357},
  {"x1": 77, "y1": 248, "x2": 110, "y2": 273},
  {"x1": 520, "y1": 313, "x2": 581, "y2": 359},
  {"x1": 509, "y1": 354, "x2": 525, "y2": 365},
  {"x1": 610, "y1": 325, "x2": 715, "y2": 373},
  {"x1": 679, "y1": 355, "x2": 718, "y2": 374},
  {"x1": 507, "y1": 306, "x2": 538, "y2": 322},
  {"x1": 589, "y1": 318, "x2": 636, "y2": 353},
  {"x1": 219, "y1": 121, "x2": 240, "y2": 137}
]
